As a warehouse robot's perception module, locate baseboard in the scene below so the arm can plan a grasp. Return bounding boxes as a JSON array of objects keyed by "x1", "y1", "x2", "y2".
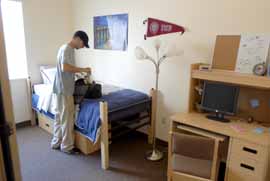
[
  {"x1": 136, "y1": 127, "x2": 168, "y2": 147},
  {"x1": 16, "y1": 120, "x2": 31, "y2": 128},
  {"x1": 135, "y1": 130, "x2": 168, "y2": 147},
  {"x1": 156, "y1": 137, "x2": 168, "y2": 147}
]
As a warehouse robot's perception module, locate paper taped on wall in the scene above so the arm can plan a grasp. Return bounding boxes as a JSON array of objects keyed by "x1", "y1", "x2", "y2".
[{"x1": 235, "y1": 35, "x2": 270, "y2": 74}]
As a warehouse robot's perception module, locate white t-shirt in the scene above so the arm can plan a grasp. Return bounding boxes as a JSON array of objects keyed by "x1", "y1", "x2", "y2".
[{"x1": 53, "y1": 44, "x2": 75, "y2": 96}]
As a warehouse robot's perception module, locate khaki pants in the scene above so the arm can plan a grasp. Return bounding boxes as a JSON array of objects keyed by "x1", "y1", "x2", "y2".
[{"x1": 51, "y1": 95, "x2": 75, "y2": 151}]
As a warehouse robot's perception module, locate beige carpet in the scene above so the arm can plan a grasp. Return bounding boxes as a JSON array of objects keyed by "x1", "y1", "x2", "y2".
[{"x1": 16, "y1": 126, "x2": 167, "y2": 181}]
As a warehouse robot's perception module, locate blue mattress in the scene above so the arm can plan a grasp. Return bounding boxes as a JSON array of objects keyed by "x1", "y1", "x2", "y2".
[
  {"x1": 76, "y1": 89, "x2": 150, "y2": 142},
  {"x1": 32, "y1": 89, "x2": 150, "y2": 142}
]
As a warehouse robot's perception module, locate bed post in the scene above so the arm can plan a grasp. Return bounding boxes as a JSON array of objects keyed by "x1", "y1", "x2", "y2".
[
  {"x1": 148, "y1": 88, "x2": 157, "y2": 144},
  {"x1": 27, "y1": 76, "x2": 36, "y2": 126},
  {"x1": 100, "y1": 101, "x2": 109, "y2": 170}
]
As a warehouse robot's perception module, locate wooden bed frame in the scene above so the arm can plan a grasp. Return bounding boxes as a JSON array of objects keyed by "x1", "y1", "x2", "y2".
[{"x1": 30, "y1": 79, "x2": 156, "y2": 170}]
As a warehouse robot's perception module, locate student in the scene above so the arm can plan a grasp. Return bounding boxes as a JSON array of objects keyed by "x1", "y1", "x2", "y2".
[{"x1": 51, "y1": 30, "x2": 91, "y2": 154}]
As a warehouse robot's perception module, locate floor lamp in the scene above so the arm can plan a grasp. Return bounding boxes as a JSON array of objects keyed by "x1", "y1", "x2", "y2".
[{"x1": 135, "y1": 41, "x2": 184, "y2": 161}]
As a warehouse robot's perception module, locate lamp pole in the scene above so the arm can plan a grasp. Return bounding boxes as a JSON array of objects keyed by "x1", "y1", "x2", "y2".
[
  {"x1": 146, "y1": 44, "x2": 164, "y2": 161},
  {"x1": 135, "y1": 43, "x2": 182, "y2": 161}
]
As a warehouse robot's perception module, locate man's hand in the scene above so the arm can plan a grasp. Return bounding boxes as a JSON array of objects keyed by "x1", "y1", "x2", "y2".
[
  {"x1": 62, "y1": 63, "x2": 92, "y2": 74},
  {"x1": 83, "y1": 67, "x2": 91, "y2": 74}
]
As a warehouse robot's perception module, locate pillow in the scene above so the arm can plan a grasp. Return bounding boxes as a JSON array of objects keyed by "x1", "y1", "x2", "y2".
[{"x1": 40, "y1": 66, "x2": 57, "y2": 84}]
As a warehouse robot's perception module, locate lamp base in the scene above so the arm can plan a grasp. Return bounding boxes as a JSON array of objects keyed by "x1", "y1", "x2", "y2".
[{"x1": 145, "y1": 149, "x2": 163, "y2": 161}]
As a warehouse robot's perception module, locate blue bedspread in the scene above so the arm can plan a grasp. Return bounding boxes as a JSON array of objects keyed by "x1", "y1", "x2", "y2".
[{"x1": 75, "y1": 89, "x2": 150, "y2": 142}]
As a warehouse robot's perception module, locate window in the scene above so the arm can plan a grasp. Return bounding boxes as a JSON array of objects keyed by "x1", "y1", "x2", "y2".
[{"x1": 1, "y1": 0, "x2": 28, "y2": 79}]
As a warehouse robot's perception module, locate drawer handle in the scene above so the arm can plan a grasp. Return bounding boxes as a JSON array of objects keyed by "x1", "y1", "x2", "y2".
[
  {"x1": 243, "y1": 147, "x2": 257, "y2": 154},
  {"x1": 240, "y1": 163, "x2": 255, "y2": 171},
  {"x1": 45, "y1": 123, "x2": 50, "y2": 128}
]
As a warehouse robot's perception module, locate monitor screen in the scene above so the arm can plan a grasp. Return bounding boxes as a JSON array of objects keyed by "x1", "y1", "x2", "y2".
[{"x1": 201, "y1": 81, "x2": 239, "y2": 115}]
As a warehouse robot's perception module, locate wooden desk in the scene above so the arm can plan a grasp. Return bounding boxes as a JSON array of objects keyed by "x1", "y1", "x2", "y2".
[{"x1": 169, "y1": 112, "x2": 270, "y2": 181}]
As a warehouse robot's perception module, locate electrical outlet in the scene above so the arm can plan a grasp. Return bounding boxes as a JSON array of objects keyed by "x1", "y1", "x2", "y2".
[{"x1": 161, "y1": 117, "x2": 167, "y2": 125}]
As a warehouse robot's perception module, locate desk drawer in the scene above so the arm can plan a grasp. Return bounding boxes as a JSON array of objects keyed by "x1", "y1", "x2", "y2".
[
  {"x1": 38, "y1": 113, "x2": 53, "y2": 134},
  {"x1": 227, "y1": 170, "x2": 263, "y2": 181},
  {"x1": 228, "y1": 155, "x2": 265, "y2": 180},
  {"x1": 231, "y1": 138, "x2": 267, "y2": 162}
]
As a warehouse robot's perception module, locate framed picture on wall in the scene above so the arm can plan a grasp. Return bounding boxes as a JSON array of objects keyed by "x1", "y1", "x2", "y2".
[{"x1": 94, "y1": 13, "x2": 128, "y2": 51}]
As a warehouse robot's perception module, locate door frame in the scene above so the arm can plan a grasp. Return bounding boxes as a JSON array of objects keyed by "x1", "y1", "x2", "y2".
[
  {"x1": 0, "y1": 1, "x2": 22, "y2": 180},
  {"x1": 0, "y1": 140, "x2": 7, "y2": 181}
]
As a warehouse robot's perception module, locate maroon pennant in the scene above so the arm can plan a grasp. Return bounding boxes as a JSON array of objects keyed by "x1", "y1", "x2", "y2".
[{"x1": 143, "y1": 18, "x2": 185, "y2": 39}]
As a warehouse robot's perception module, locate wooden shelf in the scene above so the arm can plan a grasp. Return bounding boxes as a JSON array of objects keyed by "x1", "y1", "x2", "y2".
[{"x1": 192, "y1": 69, "x2": 270, "y2": 89}]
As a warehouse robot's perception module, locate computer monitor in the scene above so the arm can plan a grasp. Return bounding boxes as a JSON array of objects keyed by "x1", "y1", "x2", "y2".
[{"x1": 201, "y1": 81, "x2": 240, "y2": 122}]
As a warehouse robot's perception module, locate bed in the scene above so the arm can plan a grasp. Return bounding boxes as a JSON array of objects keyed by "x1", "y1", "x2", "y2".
[{"x1": 30, "y1": 67, "x2": 156, "y2": 170}]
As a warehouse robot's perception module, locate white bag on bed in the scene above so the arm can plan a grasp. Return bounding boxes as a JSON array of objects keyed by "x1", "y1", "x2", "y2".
[
  {"x1": 35, "y1": 84, "x2": 53, "y2": 112},
  {"x1": 40, "y1": 65, "x2": 57, "y2": 84}
]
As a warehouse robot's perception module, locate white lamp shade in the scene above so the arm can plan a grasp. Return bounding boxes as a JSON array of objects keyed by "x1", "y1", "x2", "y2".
[
  {"x1": 163, "y1": 45, "x2": 184, "y2": 58},
  {"x1": 135, "y1": 46, "x2": 149, "y2": 60},
  {"x1": 154, "y1": 39, "x2": 161, "y2": 50},
  {"x1": 166, "y1": 49, "x2": 184, "y2": 57}
]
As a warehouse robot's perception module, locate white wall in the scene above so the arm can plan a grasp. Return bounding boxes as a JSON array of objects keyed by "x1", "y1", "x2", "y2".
[
  {"x1": 7, "y1": 0, "x2": 73, "y2": 123},
  {"x1": 22, "y1": 0, "x2": 73, "y2": 83},
  {"x1": 9, "y1": 79, "x2": 31, "y2": 123},
  {"x1": 71, "y1": 0, "x2": 270, "y2": 141}
]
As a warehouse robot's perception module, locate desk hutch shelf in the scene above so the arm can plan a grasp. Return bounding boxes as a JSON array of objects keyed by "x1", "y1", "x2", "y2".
[{"x1": 189, "y1": 63, "x2": 270, "y2": 126}]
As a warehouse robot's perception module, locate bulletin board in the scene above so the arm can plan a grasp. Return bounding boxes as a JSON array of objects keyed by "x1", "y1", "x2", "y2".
[{"x1": 211, "y1": 35, "x2": 241, "y2": 70}]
